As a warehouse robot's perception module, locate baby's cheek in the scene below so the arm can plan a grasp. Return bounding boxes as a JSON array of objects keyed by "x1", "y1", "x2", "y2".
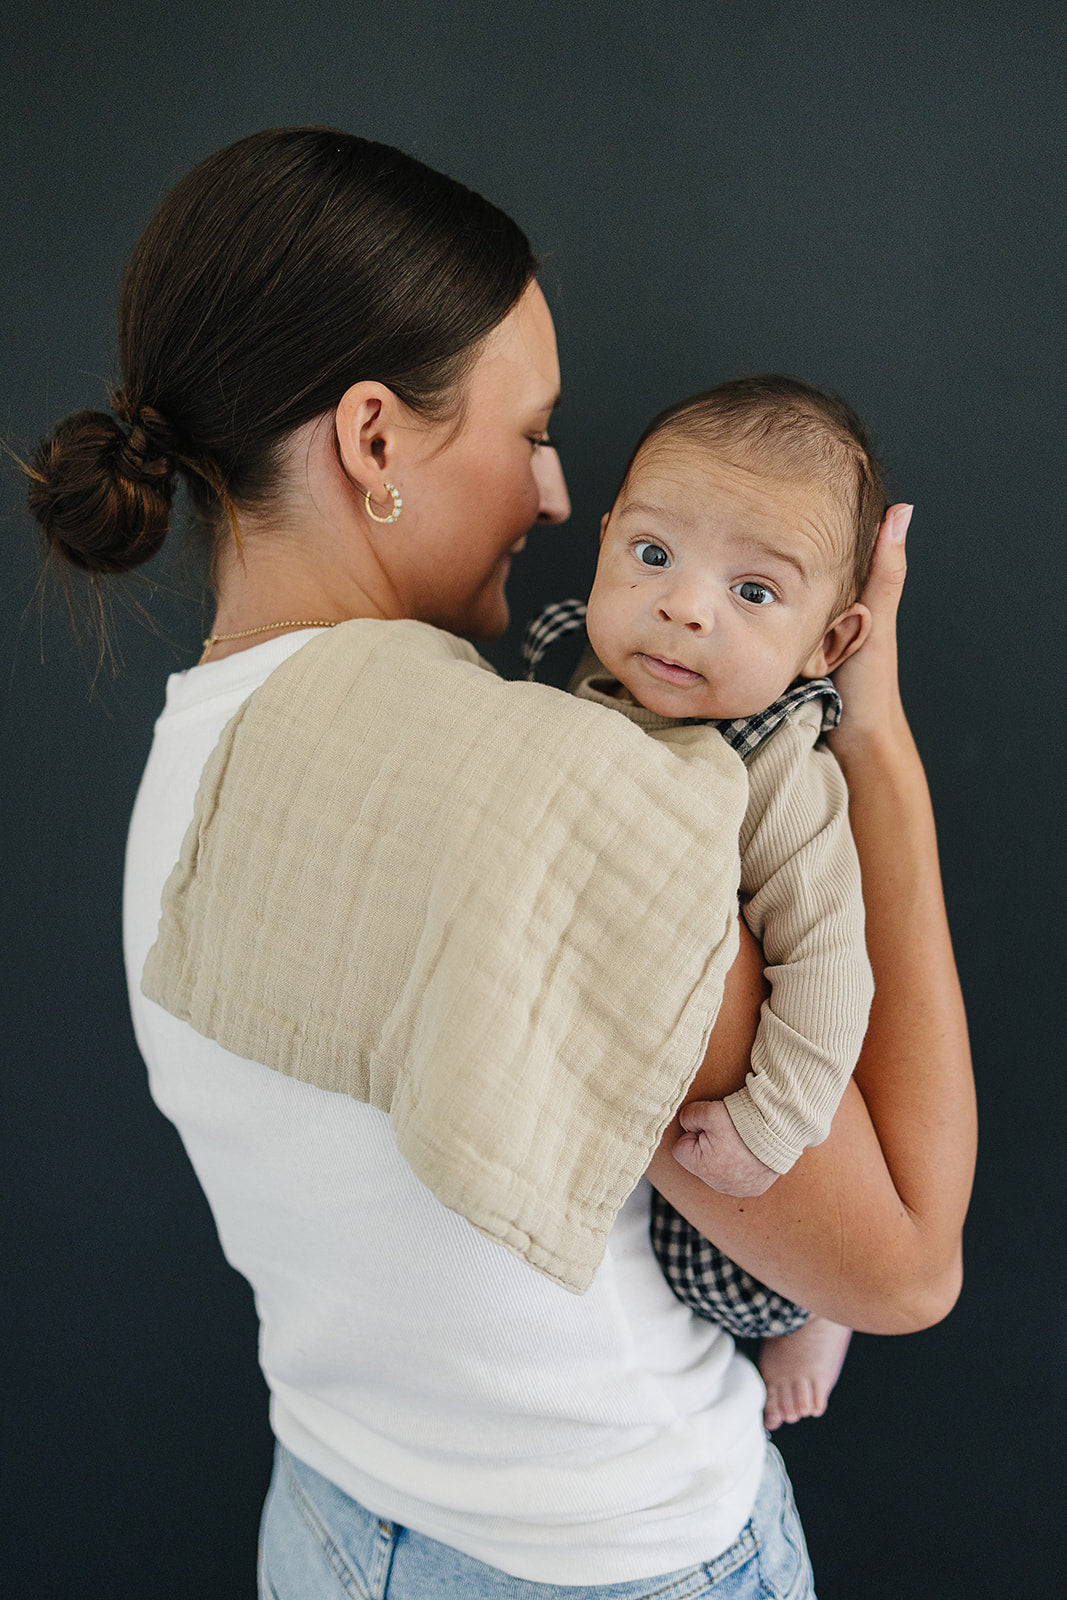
[{"x1": 583, "y1": 598, "x2": 610, "y2": 661}]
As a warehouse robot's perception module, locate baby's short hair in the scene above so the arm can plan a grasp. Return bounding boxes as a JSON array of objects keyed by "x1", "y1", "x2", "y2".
[{"x1": 623, "y1": 375, "x2": 888, "y2": 608}]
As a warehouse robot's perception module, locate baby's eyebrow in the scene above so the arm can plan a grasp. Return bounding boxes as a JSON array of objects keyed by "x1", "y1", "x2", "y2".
[
  {"x1": 733, "y1": 536, "x2": 814, "y2": 584},
  {"x1": 617, "y1": 498, "x2": 696, "y2": 530}
]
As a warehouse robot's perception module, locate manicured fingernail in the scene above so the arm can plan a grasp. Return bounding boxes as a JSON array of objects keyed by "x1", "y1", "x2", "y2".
[{"x1": 890, "y1": 504, "x2": 913, "y2": 541}]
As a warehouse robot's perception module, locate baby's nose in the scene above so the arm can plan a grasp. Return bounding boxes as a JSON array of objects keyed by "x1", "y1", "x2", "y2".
[{"x1": 657, "y1": 587, "x2": 713, "y2": 633}]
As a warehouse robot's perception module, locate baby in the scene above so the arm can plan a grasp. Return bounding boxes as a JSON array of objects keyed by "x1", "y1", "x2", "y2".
[{"x1": 528, "y1": 375, "x2": 887, "y2": 1427}]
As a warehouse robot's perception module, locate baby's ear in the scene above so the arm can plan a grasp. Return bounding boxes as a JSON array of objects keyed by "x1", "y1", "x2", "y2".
[
  {"x1": 801, "y1": 603, "x2": 872, "y2": 678},
  {"x1": 599, "y1": 512, "x2": 610, "y2": 541}
]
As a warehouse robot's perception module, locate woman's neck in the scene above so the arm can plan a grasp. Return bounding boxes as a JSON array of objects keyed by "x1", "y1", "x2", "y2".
[{"x1": 204, "y1": 519, "x2": 395, "y2": 661}]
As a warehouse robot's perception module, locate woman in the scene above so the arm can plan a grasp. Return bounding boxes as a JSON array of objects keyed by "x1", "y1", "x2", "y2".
[{"x1": 27, "y1": 128, "x2": 974, "y2": 1598}]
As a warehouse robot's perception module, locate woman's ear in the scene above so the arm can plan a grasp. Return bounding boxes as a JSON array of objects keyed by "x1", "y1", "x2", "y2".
[
  {"x1": 334, "y1": 382, "x2": 402, "y2": 491},
  {"x1": 801, "y1": 602, "x2": 872, "y2": 678}
]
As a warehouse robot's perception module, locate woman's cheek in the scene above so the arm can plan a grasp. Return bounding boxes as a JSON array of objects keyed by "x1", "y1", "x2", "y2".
[
  {"x1": 515, "y1": 475, "x2": 540, "y2": 533},
  {"x1": 513, "y1": 453, "x2": 543, "y2": 525}
]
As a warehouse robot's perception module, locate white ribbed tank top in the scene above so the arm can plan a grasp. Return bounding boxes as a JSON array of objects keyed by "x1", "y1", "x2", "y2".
[{"x1": 123, "y1": 632, "x2": 765, "y2": 1584}]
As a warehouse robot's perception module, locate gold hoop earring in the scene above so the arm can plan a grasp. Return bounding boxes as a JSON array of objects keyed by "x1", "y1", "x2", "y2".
[{"x1": 365, "y1": 482, "x2": 403, "y2": 524}]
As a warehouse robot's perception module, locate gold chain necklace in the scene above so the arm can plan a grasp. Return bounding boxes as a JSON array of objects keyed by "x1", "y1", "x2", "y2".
[{"x1": 199, "y1": 619, "x2": 339, "y2": 664}]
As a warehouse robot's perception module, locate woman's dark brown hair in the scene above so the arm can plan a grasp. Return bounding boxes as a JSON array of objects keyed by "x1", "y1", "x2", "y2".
[{"x1": 26, "y1": 127, "x2": 537, "y2": 576}]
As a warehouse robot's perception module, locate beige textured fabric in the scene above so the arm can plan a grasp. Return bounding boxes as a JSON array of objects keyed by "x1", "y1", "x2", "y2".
[
  {"x1": 142, "y1": 619, "x2": 748, "y2": 1293},
  {"x1": 573, "y1": 662, "x2": 873, "y2": 1174}
]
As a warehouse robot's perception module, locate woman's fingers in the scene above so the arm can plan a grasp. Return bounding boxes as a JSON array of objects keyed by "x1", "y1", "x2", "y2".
[
  {"x1": 827, "y1": 503, "x2": 912, "y2": 751},
  {"x1": 864, "y1": 503, "x2": 911, "y2": 613}
]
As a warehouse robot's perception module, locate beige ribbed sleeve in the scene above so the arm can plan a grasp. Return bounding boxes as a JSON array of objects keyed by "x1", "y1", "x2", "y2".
[{"x1": 722, "y1": 700, "x2": 873, "y2": 1172}]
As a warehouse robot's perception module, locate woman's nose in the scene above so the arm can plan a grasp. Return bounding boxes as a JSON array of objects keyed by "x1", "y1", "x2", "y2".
[{"x1": 533, "y1": 445, "x2": 571, "y2": 523}]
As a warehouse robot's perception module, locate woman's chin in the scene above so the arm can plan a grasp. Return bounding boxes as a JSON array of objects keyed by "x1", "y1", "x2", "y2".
[
  {"x1": 466, "y1": 571, "x2": 513, "y2": 641},
  {"x1": 455, "y1": 594, "x2": 510, "y2": 644}
]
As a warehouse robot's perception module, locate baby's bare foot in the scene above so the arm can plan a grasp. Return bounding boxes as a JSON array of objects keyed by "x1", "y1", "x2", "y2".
[{"x1": 759, "y1": 1316, "x2": 852, "y2": 1431}]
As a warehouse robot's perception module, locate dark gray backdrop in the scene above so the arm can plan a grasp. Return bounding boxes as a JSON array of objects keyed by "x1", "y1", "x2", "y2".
[{"x1": 3, "y1": 3, "x2": 1064, "y2": 1596}]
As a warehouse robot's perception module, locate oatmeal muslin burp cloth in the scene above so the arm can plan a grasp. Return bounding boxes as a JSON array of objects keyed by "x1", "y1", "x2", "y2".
[{"x1": 142, "y1": 618, "x2": 747, "y2": 1292}]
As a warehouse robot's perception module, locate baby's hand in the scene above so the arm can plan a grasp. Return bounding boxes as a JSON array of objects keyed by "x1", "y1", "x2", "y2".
[{"x1": 672, "y1": 1099, "x2": 779, "y2": 1197}]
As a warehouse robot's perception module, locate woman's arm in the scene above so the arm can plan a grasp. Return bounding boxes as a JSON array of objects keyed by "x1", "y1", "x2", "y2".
[{"x1": 646, "y1": 506, "x2": 976, "y2": 1335}]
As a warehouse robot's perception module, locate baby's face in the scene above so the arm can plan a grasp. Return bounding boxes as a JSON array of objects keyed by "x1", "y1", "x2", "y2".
[{"x1": 585, "y1": 440, "x2": 853, "y2": 720}]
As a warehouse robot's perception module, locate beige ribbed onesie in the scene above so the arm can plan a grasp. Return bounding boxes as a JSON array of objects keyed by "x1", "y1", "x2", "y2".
[{"x1": 572, "y1": 662, "x2": 874, "y2": 1175}]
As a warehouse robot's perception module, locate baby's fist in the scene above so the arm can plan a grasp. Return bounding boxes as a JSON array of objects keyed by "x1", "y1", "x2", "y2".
[{"x1": 673, "y1": 1099, "x2": 779, "y2": 1197}]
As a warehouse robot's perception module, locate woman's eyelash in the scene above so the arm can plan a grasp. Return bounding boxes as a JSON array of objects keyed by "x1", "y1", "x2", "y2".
[{"x1": 532, "y1": 434, "x2": 560, "y2": 449}]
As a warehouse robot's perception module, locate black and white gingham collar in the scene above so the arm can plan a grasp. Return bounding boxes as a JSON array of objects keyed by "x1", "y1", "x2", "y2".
[
  {"x1": 710, "y1": 677, "x2": 840, "y2": 758},
  {"x1": 522, "y1": 597, "x2": 590, "y2": 681},
  {"x1": 521, "y1": 598, "x2": 841, "y2": 762}
]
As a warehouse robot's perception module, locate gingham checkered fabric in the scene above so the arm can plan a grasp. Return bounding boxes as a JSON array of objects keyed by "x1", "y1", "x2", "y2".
[
  {"x1": 523, "y1": 598, "x2": 834, "y2": 1335},
  {"x1": 648, "y1": 1187, "x2": 810, "y2": 1336},
  {"x1": 521, "y1": 598, "x2": 589, "y2": 680},
  {"x1": 712, "y1": 676, "x2": 841, "y2": 753},
  {"x1": 521, "y1": 600, "x2": 840, "y2": 740}
]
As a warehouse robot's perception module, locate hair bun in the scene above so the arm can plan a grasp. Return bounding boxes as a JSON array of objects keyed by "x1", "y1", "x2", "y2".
[
  {"x1": 109, "y1": 390, "x2": 183, "y2": 466},
  {"x1": 26, "y1": 406, "x2": 175, "y2": 574}
]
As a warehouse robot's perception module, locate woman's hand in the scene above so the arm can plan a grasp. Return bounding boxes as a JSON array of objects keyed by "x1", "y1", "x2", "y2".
[{"x1": 827, "y1": 502, "x2": 911, "y2": 761}]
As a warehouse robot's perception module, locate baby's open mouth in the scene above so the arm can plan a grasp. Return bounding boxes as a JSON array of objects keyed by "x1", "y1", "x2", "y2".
[{"x1": 638, "y1": 653, "x2": 703, "y2": 685}]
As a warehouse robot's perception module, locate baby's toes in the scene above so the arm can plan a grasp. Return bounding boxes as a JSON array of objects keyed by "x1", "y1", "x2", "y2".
[
  {"x1": 808, "y1": 1380, "x2": 830, "y2": 1418},
  {"x1": 762, "y1": 1386, "x2": 787, "y2": 1432},
  {"x1": 783, "y1": 1378, "x2": 816, "y2": 1424}
]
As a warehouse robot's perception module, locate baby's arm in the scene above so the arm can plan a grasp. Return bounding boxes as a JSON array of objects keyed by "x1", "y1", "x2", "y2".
[{"x1": 674, "y1": 706, "x2": 873, "y2": 1195}]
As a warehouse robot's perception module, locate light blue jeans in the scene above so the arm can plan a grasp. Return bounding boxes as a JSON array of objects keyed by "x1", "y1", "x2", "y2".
[{"x1": 257, "y1": 1437, "x2": 816, "y2": 1599}]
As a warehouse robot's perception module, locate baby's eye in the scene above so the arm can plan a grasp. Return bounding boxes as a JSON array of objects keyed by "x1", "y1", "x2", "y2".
[
  {"x1": 634, "y1": 542, "x2": 671, "y2": 568},
  {"x1": 733, "y1": 581, "x2": 776, "y2": 606}
]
